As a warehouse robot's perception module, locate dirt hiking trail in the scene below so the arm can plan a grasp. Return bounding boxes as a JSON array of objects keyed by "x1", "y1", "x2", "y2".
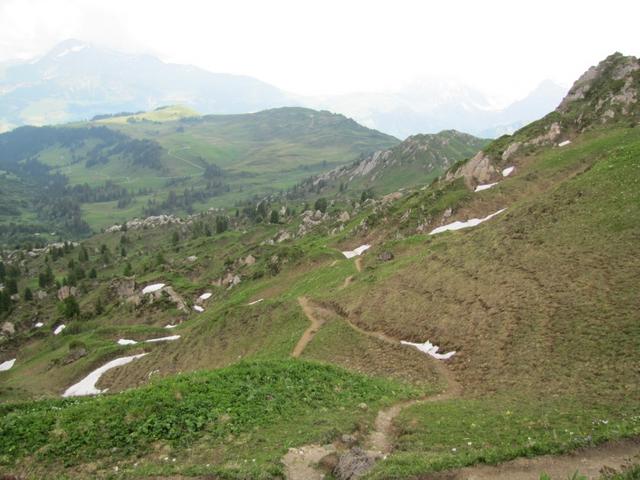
[
  {"x1": 291, "y1": 297, "x2": 329, "y2": 358},
  {"x1": 422, "y1": 438, "x2": 640, "y2": 480}
]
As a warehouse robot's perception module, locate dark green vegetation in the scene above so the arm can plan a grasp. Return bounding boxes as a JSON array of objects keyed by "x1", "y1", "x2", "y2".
[{"x1": 0, "y1": 53, "x2": 639, "y2": 479}]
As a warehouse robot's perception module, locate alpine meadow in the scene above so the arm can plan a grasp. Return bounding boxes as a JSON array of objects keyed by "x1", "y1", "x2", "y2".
[{"x1": 0, "y1": 2, "x2": 639, "y2": 479}]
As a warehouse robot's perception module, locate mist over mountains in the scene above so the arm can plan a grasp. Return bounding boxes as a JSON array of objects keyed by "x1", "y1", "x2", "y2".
[{"x1": 0, "y1": 39, "x2": 566, "y2": 137}]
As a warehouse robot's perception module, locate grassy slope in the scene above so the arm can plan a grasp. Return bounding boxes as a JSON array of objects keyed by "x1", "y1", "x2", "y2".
[
  {"x1": 0, "y1": 360, "x2": 418, "y2": 479},
  {"x1": 1, "y1": 121, "x2": 639, "y2": 478}
]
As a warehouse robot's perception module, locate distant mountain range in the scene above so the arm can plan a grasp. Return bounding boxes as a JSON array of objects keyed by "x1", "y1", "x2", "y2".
[{"x1": 0, "y1": 39, "x2": 567, "y2": 138}]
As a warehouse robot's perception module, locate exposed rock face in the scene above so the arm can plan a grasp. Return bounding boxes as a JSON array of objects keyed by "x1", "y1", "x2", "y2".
[
  {"x1": 527, "y1": 122, "x2": 562, "y2": 146},
  {"x1": 1, "y1": 322, "x2": 15, "y2": 336},
  {"x1": 458, "y1": 151, "x2": 498, "y2": 187},
  {"x1": 243, "y1": 254, "x2": 256, "y2": 266},
  {"x1": 557, "y1": 53, "x2": 640, "y2": 127},
  {"x1": 338, "y1": 211, "x2": 351, "y2": 223},
  {"x1": 106, "y1": 214, "x2": 184, "y2": 233},
  {"x1": 501, "y1": 141, "x2": 522, "y2": 162},
  {"x1": 274, "y1": 230, "x2": 292, "y2": 243},
  {"x1": 113, "y1": 278, "x2": 136, "y2": 299},
  {"x1": 57, "y1": 286, "x2": 77, "y2": 301},
  {"x1": 161, "y1": 286, "x2": 187, "y2": 311}
]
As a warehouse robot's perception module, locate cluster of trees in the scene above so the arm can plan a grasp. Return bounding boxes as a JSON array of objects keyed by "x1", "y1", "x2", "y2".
[
  {"x1": 0, "y1": 261, "x2": 20, "y2": 315},
  {"x1": 143, "y1": 182, "x2": 230, "y2": 216}
]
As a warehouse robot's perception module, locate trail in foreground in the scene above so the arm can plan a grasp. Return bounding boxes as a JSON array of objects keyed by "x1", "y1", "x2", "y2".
[{"x1": 422, "y1": 438, "x2": 640, "y2": 480}]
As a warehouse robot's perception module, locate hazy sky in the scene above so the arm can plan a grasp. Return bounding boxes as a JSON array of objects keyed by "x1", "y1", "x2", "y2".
[{"x1": 1, "y1": 0, "x2": 638, "y2": 102}]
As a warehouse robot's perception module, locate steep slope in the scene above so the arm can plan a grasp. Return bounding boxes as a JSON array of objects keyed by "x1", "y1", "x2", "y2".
[{"x1": 0, "y1": 39, "x2": 294, "y2": 132}]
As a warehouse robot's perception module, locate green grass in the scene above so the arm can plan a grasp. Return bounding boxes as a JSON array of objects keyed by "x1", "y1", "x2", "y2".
[
  {"x1": 0, "y1": 359, "x2": 418, "y2": 478},
  {"x1": 366, "y1": 396, "x2": 640, "y2": 478}
]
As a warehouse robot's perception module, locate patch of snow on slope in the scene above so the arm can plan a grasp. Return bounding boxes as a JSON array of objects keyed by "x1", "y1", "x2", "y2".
[
  {"x1": 35, "y1": 322, "x2": 44, "y2": 328},
  {"x1": 429, "y1": 209, "x2": 506, "y2": 235},
  {"x1": 198, "y1": 292, "x2": 212, "y2": 300},
  {"x1": 53, "y1": 324, "x2": 66, "y2": 335},
  {"x1": 193, "y1": 305, "x2": 204, "y2": 312},
  {"x1": 145, "y1": 335, "x2": 180, "y2": 343},
  {"x1": 558, "y1": 140, "x2": 572, "y2": 147},
  {"x1": 117, "y1": 339, "x2": 137, "y2": 345},
  {"x1": 0, "y1": 359, "x2": 16, "y2": 372},
  {"x1": 62, "y1": 353, "x2": 148, "y2": 397},
  {"x1": 247, "y1": 298, "x2": 264, "y2": 306},
  {"x1": 401, "y1": 340, "x2": 456, "y2": 360},
  {"x1": 474, "y1": 182, "x2": 498, "y2": 192},
  {"x1": 342, "y1": 244, "x2": 371, "y2": 259},
  {"x1": 142, "y1": 283, "x2": 165, "y2": 294},
  {"x1": 502, "y1": 166, "x2": 515, "y2": 177},
  {"x1": 164, "y1": 324, "x2": 178, "y2": 329}
]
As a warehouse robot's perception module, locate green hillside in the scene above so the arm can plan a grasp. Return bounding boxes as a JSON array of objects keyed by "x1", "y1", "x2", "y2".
[
  {"x1": 0, "y1": 107, "x2": 399, "y2": 242},
  {"x1": 0, "y1": 53, "x2": 639, "y2": 479}
]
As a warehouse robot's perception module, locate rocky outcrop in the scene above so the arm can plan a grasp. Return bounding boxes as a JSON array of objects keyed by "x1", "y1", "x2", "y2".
[
  {"x1": 1, "y1": 322, "x2": 15, "y2": 336},
  {"x1": 334, "y1": 447, "x2": 379, "y2": 480},
  {"x1": 458, "y1": 151, "x2": 499, "y2": 187},
  {"x1": 57, "y1": 286, "x2": 78, "y2": 301}
]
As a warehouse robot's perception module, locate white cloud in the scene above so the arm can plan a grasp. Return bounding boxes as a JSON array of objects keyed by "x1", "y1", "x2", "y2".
[{"x1": 0, "y1": 0, "x2": 638, "y2": 102}]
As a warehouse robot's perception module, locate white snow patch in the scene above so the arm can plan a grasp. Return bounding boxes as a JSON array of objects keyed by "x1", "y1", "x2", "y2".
[
  {"x1": 0, "y1": 359, "x2": 16, "y2": 372},
  {"x1": 401, "y1": 340, "x2": 456, "y2": 360},
  {"x1": 558, "y1": 140, "x2": 572, "y2": 147},
  {"x1": 145, "y1": 335, "x2": 180, "y2": 343},
  {"x1": 474, "y1": 182, "x2": 498, "y2": 192},
  {"x1": 62, "y1": 353, "x2": 148, "y2": 397},
  {"x1": 429, "y1": 209, "x2": 506, "y2": 235},
  {"x1": 35, "y1": 322, "x2": 44, "y2": 328},
  {"x1": 502, "y1": 166, "x2": 515, "y2": 177},
  {"x1": 342, "y1": 244, "x2": 371, "y2": 259},
  {"x1": 117, "y1": 339, "x2": 137, "y2": 346},
  {"x1": 53, "y1": 324, "x2": 66, "y2": 335},
  {"x1": 198, "y1": 292, "x2": 212, "y2": 301},
  {"x1": 142, "y1": 283, "x2": 165, "y2": 294},
  {"x1": 164, "y1": 324, "x2": 178, "y2": 329},
  {"x1": 193, "y1": 305, "x2": 204, "y2": 312},
  {"x1": 247, "y1": 298, "x2": 264, "y2": 306}
]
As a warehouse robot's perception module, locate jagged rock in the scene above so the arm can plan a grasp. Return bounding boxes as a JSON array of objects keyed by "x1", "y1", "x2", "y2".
[
  {"x1": 57, "y1": 286, "x2": 77, "y2": 301},
  {"x1": 1, "y1": 322, "x2": 15, "y2": 336},
  {"x1": 338, "y1": 211, "x2": 351, "y2": 223},
  {"x1": 443, "y1": 207, "x2": 453, "y2": 219},
  {"x1": 527, "y1": 122, "x2": 561, "y2": 146},
  {"x1": 274, "y1": 230, "x2": 292, "y2": 242},
  {"x1": 377, "y1": 251, "x2": 394, "y2": 261},
  {"x1": 334, "y1": 447, "x2": 378, "y2": 480},
  {"x1": 312, "y1": 210, "x2": 324, "y2": 221},
  {"x1": 501, "y1": 142, "x2": 522, "y2": 162},
  {"x1": 187, "y1": 255, "x2": 197, "y2": 262},
  {"x1": 243, "y1": 254, "x2": 256, "y2": 266},
  {"x1": 161, "y1": 286, "x2": 187, "y2": 311},
  {"x1": 113, "y1": 278, "x2": 136, "y2": 299},
  {"x1": 458, "y1": 151, "x2": 498, "y2": 187}
]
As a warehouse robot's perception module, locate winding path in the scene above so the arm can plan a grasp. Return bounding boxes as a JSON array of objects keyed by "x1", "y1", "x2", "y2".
[{"x1": 291, "y1": 297, "x2": 327, "y2": 358}]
